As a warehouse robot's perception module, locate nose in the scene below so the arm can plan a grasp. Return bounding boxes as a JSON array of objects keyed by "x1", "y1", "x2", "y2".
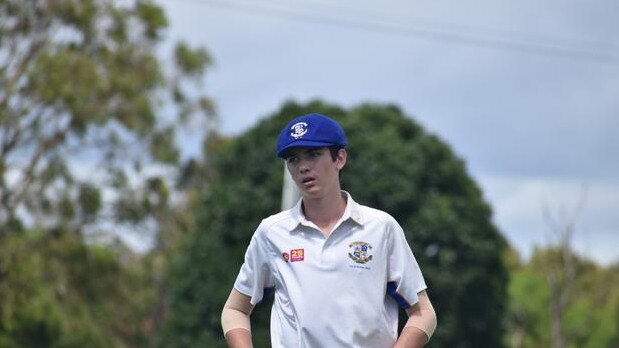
[{"x1": 298, "y1": 158, "x2": 310, "y2": 173}]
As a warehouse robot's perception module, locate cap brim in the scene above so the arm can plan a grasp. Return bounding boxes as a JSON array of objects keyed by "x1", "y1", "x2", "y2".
[{"x1": 277, "y1": 140, "x2": 335, "y2": 158}]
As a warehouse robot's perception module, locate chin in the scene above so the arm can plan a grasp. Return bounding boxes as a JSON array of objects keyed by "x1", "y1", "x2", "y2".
[{"x1": 301, "y1": 187, "x2": 321, "y2": 197}]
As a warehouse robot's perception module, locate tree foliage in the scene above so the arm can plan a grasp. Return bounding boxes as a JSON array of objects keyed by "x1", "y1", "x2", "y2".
[
  {"x1": 0, "y1": 1, "x2": 213, "y2": 346},
  {"x1": 163, "y1": 100, "x2": 509, "y2": 347},
  {"x1": 0, "y1": 0, "x2": 214, "y2": 233},
  {"x1": 0, "y1": 228, "x2": 160, "y2": 347},
  {"x1": 507, "y1": 248, "x2": 619, "y2": 348}
]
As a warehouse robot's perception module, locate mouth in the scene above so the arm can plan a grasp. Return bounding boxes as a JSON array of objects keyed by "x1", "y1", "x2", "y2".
[{"x1": 301, "y1": 177, "x2": 316, "y2": 186}]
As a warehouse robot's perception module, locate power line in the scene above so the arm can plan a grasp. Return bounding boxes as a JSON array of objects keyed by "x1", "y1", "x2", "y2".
[
  {"x1": 210, "y1": 0, "x2": 619, "y2": 53},
  {"x1": 169, "y1": 0, "x2": 619, "y2": 65}
]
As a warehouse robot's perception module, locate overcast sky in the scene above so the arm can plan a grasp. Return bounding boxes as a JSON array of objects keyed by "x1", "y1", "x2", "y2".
[{"x1": 158, "y1": 0, "x2": 619, "y2": 265}]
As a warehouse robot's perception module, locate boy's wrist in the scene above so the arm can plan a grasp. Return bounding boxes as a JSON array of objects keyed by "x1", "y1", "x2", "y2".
[{"x1": 225, "y1": 328, "x2": 253, "y2": 348}]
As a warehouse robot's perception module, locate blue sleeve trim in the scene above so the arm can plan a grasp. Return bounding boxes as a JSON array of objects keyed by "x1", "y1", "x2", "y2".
[
  {"x1": 387, "y1": 281, "x2": 411, "y2": 309},
  {"x1": 263, "y1": 286, "x2": 275, "y2": 300}
]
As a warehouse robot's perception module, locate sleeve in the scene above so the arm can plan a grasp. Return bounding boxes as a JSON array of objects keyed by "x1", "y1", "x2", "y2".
[
  {"x1": 386, "y1": 219, "x2": 427, "y2": 309},
  {"x1": 233, "y1": 222, "x2": 275, "y2": 305}
]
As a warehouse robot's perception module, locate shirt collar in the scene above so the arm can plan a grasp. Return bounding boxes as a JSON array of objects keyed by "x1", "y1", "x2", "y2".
[{"x1": 287, "y1": 191, "x2": 364, "y2": 231}]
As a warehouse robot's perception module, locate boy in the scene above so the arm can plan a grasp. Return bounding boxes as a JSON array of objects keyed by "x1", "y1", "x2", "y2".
[{"x1": 221, "y1": 113, "x2": 436, "y2": 347}]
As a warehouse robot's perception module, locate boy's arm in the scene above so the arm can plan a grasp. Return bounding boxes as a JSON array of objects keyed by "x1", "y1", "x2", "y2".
[
  {"x1": 221, "y1": 288, "x2": 254, "y2": 348},
  {"x1": 393, "y1": 290, "x2": 437, "y2": 348}
]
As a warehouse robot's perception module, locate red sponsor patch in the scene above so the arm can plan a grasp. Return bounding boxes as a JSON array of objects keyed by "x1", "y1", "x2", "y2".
[
  {"x1": 282, "y1": 252, "x2": 290, "y2": 262},
  {"x1": 290, "y1": 249, "x2": 304, "y2": 262}
]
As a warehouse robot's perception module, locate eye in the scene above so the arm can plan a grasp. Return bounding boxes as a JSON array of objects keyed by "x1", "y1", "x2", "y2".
[
  {"x1": 286, "y1": 155, "x2": 299, "y2": 164},
  {"x1": 310, "y1": 150, "x2": 322, "y2": 157}
]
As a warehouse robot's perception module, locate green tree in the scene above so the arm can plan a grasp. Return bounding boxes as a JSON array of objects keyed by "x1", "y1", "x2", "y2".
[
  {"x1": 164, "y1": 100, "x2": 509, "y2": 347},
  {"x1": 507, "y1": 248, "x2": 619, "y2": 348},
  {"x1": 0, "y1": 228, "x2": 160, "y2": 347},
  {"x1": 0, "y1": 0, "x2": 214, "y2": 234},
  {"x1": 0, "y1": 1, "x2": 213, "y2": 346},
  {"x1": 507, "y1": 198, "x2": 619, "y2": 348}
]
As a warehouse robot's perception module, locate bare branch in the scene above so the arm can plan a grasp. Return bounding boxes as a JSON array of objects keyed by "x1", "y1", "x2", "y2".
[{"x1": 542, "y1": 185, "x2": 587, "y2": 348}]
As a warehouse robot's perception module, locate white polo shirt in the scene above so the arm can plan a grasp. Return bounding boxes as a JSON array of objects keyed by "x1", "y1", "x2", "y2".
[{"x1": 234, "y1": 192, "x2": 427, "y2": 348}]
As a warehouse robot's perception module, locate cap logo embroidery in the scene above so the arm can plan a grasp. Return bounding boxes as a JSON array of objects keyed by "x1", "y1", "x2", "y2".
[
  {"x1": 290, "y1": 122, "x2": 308, "y2": 139},
  {"x1": 348, "y1": 241, "x2": 373, "y2": 264}
]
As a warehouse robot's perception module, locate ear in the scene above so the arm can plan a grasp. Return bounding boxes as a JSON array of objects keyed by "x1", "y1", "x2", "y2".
[{"x1": 336, "y1": 149, "x2": 347, "y2": 170}]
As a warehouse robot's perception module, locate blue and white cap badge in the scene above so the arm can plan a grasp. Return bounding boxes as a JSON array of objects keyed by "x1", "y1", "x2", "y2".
[{"x1": 290, "y1": 122, "x2": 308, "y2": 139}]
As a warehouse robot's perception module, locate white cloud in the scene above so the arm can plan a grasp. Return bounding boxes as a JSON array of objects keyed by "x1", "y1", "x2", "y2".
[{"x1": 478, "y1": 173, "x2": 619, "y2": 265}]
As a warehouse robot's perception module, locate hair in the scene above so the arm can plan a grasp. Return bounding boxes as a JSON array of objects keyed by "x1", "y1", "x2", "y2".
[
  {"x1": 328, "y1": 146, "x2": 343, "y2": 161},
  {"x1": 328, "y1": 146, "x2": 345, "y2": 178}
]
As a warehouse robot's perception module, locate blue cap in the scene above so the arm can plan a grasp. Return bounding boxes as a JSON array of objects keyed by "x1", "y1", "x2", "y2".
[{"x1": 276, "y1": 113, "x2": 348, "y2": 158}]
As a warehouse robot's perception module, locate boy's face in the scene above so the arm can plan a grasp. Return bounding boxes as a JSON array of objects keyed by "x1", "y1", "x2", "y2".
[{"x1": 284, "y1": 147, "x2": 346, "y2": 198}]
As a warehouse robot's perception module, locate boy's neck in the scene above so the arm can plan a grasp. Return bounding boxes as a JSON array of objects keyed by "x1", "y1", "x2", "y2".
[{"x1": 302, "y1": 190, "x2": 347, "y2": 237}]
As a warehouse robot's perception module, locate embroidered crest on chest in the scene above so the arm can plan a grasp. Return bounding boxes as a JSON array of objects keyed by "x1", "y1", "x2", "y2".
[{"x1": 348, "y1": 241, "x2": 373, "y2": 264}]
